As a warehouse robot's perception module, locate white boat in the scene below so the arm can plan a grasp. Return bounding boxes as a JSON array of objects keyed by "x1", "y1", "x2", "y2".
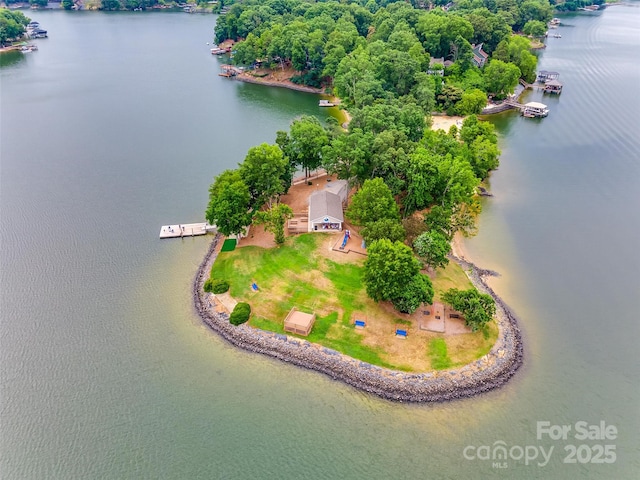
[{"x1": 319, "y1": 99, "x2": 335, "y2": 107}]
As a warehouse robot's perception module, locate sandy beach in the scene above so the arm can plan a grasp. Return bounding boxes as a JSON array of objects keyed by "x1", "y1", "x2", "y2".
[{"x1": 430, "y1": 115, "x2": 465, "y2": 132}]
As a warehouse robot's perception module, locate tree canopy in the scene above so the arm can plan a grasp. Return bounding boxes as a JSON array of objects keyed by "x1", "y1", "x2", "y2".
[
  {"x1": 205, "y1": 170, "x2": 253, "y2": 237},
  {"x1": 442, "y1": 288, "x2": 496, "y2": 332},
  {"x1": 363, "y1": 239, "x2": 433, "y2": 313},
  {"x1": 346, "y1": 178, "x2": 399, "y2": 226}
]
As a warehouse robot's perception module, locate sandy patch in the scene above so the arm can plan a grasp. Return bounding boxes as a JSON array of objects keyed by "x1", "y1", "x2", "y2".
[{"x1": 431, "y1": 115, "x2": 465, "y2": 132}]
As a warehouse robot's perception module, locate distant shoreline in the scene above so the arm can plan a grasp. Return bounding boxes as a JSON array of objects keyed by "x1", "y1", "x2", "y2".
[{"x1": 193, "y1": 234, "x2": 523, "y2": 403}]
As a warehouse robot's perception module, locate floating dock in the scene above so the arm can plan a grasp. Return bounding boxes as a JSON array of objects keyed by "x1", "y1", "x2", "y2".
[{"x1": 159, "y1": 223, "x2": 216, "y2": 239}]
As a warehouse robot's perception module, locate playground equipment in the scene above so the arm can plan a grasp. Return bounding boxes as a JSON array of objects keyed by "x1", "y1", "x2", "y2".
[{"x1": 339, "y1": 229, "x2": 351, "y2": 250}]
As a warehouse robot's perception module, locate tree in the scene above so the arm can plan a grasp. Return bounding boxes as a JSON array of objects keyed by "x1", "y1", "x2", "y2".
[
  {"x1": 424, "y1": 205, "x2": 453, "y2": 239},
  {"x1": 523, "y1": 20, "x2": 547, "y2": 37},
  {"x1": 454, "y1": 88, "x2": 487, "y2": 115},
  {"x1": 483, "y1": 59, "x2": 521, "y2": 98},
  {"x1": 460, "y1": 115, "x2": 498, "y2": 145},
  {"x1": 414, "y1": 230, "x2": 451, "y2": 270},
  {"x1": 442, "y1": 288, "x2": 496, "y2": 332},
  {"x1": 205, "y1": 170, "x2": 253, "y2": 237},
  {"x1": 363, "y1": 239, "x2": 421, "y2": 302},
  {"x1": 0, "y1": 9, "x2": 30, "y2": 46},
  {"x1": 467, "y1": 136, "x2": 500, "y2": 179},
  {"x1": 361, "y1": 218, "x2": 406, "y2": 244},
  {"x1": 101, "y1": 0, "x2": 121, "y2": 10},
  {"x1": 239, "y1": 143, "x2": 289, "y2": 208},
  {"x1": 62, "y1": 0, "x2": 75, "y2": 9},
  {"x1": 253, "y1": 202, "x2": 294, "y2": 245},
  {"x1": 322, "y1": 128, "x2": 376, "y2": 186},
  {"x1": 493, "y1": 36, "x2": 538, "y2": 84},
  {"x1": 346, "y1": 178, "x2": 399, "y2": 226},
  {"x1": 286, "y1": 116, "x2": 329, "y2": 179},
  {"x1": 391, "y1": 273, "x2": 434, "y2": 314}
]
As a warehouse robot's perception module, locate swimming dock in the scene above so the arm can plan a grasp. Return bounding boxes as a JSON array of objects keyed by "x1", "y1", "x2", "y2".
[{"x1": 159, "y1": 223, "x2": 217, "y2": 239}]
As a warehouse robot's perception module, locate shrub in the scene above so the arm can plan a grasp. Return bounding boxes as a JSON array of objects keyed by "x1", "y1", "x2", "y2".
[
  {"x1": 204, "y1": 278, "x2": 230, "y2": 294},
  {"x1": 212, "y1": 279, "x2": 230, "y2": 294},
  {"x1": 230, "y1": 302, "x2": 251, "y2": 325}
]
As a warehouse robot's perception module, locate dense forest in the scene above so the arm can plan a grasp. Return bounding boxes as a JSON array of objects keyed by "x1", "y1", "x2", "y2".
[
  {"x1": 215, "y1": 0, "x2": 554, "y2": 103},
  {"x1": 206, "y1": 0, "x2": 561, "y2": 313}
]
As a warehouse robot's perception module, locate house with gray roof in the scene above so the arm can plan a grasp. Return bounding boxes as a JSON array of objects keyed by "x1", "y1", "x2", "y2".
[{"x1": 308, "y1": 190, "x2": 344, "y2": 232}]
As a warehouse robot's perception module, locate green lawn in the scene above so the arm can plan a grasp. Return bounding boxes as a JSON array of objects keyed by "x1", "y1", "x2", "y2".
[
  {"x1": 210, "y1": 233, "x2": 492, "y2": 371},
  {"x1": 428, "y1": 338, "x2": 453, "y2": 370}
]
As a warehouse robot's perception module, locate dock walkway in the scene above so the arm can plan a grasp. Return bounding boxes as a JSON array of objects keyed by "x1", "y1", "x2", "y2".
[{"x1": 159, "y1": 223, "x2": 216, "y2": 239}]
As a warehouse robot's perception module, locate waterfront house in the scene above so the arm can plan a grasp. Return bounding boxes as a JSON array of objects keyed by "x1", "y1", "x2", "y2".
[
  {"x1": 471, "y1": 44, "x2": 488, "y2": 68},
  {"x1": 308, "y1": 190, "x2": 344, "y2": 232}
]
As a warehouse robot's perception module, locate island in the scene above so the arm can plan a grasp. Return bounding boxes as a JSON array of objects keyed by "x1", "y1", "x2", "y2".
[{"x1": 185, "y1": 0, "x2": 557, "y2": 401}]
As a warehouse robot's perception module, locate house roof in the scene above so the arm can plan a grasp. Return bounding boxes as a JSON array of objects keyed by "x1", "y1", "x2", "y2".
[
  {"x1": 324, "y1": 179, "x2": 348, "y2": 203},
  {"x1": 309, "y1": 190, "x2": 344, "y2": 223},
  {"x1": 525, "y1": 102, "x2": 547, "y2": 109},
  {"x1": 472, "y1": 43, "x2": 488, "y2": 60}
]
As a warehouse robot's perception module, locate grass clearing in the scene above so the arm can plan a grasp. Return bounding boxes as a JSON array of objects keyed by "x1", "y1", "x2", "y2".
[
  {"x1": 428, "y1": 338, "x2": 452, "y2": 370},
  {"x1": 210, "y1": 232, "x2": 497, "y2": 371}
]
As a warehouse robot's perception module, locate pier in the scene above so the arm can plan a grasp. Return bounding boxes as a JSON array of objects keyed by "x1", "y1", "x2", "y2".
[
  {"x1": 219, "y1": 65, "x2": 243, "y2": 77},
  {"x1": 159, "y1": 223, "x2": 217, "y2": 239}
]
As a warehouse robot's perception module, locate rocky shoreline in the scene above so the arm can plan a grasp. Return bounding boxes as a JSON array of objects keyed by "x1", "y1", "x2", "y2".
[{"x1": 193, "y1": 235, "x2": 523, "y2": 403}]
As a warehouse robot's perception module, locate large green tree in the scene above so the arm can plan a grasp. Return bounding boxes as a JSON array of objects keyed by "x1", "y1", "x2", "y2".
[
  {"x1": 483, "y1": 59, "x2": 521, "y2": 98},
  {"x1": 414, "y1": 230, "x2": 451, "y2": 270},
  {"x1": 361, "y1": 218, "x2": 406, "y2": 245},
  {"x1": 363, "y1": 239, "x2": 432, "y2": 313},
  {"x1": 442, "y1": 288, "x2": 496, "y2": 332},
  {"x1": 346, "y1": 177, "x2": 399, "y2": 226},
  {"x1": 205, "y1": 170, "x2": 252, "y2": 237},
  {"x1": 0, "y1": 9, "x2": 29, "y2": 45},
  {"x1": 239, "y1": 143, "x2": 289, "y2": 208},
  {"x1": 285, "y1": 115, "x2": 329, "y2": 179}
]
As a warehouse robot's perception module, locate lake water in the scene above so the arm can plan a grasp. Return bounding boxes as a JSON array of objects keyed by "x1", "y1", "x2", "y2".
[{"x1": 1, "y1": 8, "x2": 638, "y2": 479}]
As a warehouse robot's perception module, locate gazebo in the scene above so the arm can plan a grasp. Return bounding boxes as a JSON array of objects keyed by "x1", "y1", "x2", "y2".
[{"x1": 283, "y1": 308, "x2": 316, "y2": 336}]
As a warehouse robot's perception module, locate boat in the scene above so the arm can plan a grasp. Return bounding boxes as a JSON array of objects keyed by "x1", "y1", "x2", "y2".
[
  {"x1": 552, "y1": 34, "x2": 562, "y2": 38},
  {"x1": 318, "y1": 99, "x2": 335, "y2": 107},
  {"x1": 211, "y1": 46, "x2": 230, "y2": 55},
  {"x1": 522, "y1": 102, "x2": 549, "y2": 118},
  {"x1": 30, "y1": 29, "x2": 48, "y2": 38}
]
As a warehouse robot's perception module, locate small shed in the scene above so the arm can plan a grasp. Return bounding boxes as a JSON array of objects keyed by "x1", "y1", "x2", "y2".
[
  {"x1": 283, "y1": 308, "x2": 316, "y2": 336},
  {"x1": 308, "y1": 190, "x2": 344, "y2": 232}
]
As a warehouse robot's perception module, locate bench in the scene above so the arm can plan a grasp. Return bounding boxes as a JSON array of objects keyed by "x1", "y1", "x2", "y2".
[
  {"x1": 354, "y1": 320, "x2": 366, "y2": 328},
  {"x1": 395, "y1": 329, "x2": 407, "y2": 338}
]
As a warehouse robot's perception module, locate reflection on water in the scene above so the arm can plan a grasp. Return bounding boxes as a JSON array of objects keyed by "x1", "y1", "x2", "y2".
[{"x1": 0, "y1": 50, "x2": 26, "y2": 68}]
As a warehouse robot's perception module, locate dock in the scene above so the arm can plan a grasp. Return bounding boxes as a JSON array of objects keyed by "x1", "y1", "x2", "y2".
[
  {"x1": 159, "y1": 223, "x2": 217, "y2": 239},
  {"x1": 219, "y1": 65, "x2": 243, "y2": 77}
]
